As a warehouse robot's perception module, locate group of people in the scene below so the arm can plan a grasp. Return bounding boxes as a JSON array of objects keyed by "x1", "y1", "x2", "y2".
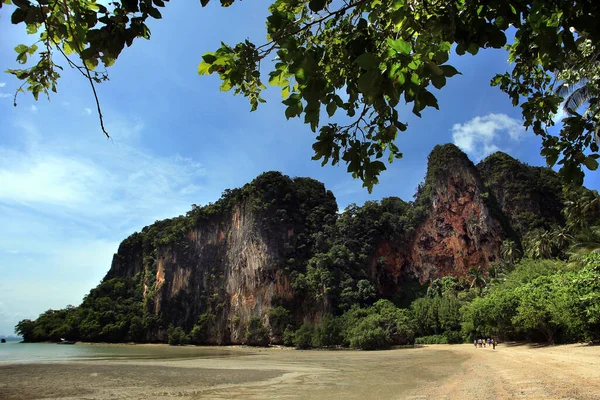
[{"x1": 474, "y1": 337, "x2": 496, "y2": 350}]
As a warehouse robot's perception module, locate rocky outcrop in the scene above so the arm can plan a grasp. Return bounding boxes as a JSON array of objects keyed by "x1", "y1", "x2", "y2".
[
  {"x1": 408, "y1": 145, "x2": 506, "y2": 281},
  {"x1": 477, "y1": 152, "x2": 565, "y2": 237},
  {"x1": 370, "y1": 145, "x2": 507, "y2": 289},
  {"x1": 106, "y1": 172, "x2": 337, "y2": 343},
  {"x1": 100, "y1": 144, "x2": 567, "y2": 344}
]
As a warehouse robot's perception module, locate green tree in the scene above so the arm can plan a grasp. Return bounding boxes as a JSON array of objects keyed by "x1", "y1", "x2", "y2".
[
  {"x1": 467, "y1": 266, "x2": 487, "y2": 293},
  {"x1": 167, "y1": 325, "x2": 189, "y2": 346},
  {"x1": 292, "y1": 323, "x2": 314, "y2": 349},
  {"x1": 190, "y1": 313, "x2": 215, "y2": 344},
  {"x1": 512, "y1": 274, "x2": 577, "y2": 343},
  {"x1": 3, "y1": 0, "x2": 600, "y2": 189},
  {"x1": 246, "y1": 316, "x2": 269, "y2": 346},
  {"x1": 313, "y1": 313, "x2": 343, "y2": 348},
  {"x1": 14, "y1": 319, "x2": 35, "y2": 342},
  {"x1": 501, "y1": 240, "x2": 522, "y2": 266}
]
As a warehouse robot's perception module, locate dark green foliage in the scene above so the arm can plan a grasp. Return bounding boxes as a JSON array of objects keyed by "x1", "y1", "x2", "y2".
[
  {"x1": 347, "y1": 315, "x2": 392, "y2": 350},
  {"x1": 478, "y1": 152, "x2": 565, "y2": 237},
  {"x1": 312, "y1": 314, "x2": 343, "y2": 348},
  {"x1": 16, "y1": 277, "x2": 145, "y2": 343},
  {"x1": 414, "y1": 335, "x2": 448, "y2": 345},
  {"x1": 190, "y1": 313, "x2": 215, "y2": 344},
  {"x1": 14, "y1": 307, "x2": 78, "y2": 342},
  {"x1": 246, "y1": 317, "x2": 269, "y2": 346},
  {"x1": 283, "y1": 326, "x2": 296, "y2": 347},
  {"x1": 292, "y1": 324, "x2": 314, "y2": 349},
  {"x1": 167, "y1": 325, "x2": 189, "y2": 346},
  {"x1": 268, "y1": 306, "x2": 291, "y2": 341}
]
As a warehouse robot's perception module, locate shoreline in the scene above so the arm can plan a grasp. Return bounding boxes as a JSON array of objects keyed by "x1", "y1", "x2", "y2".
[{"x1": 1, "y1": 343, "x2": 599, "y2": 399}]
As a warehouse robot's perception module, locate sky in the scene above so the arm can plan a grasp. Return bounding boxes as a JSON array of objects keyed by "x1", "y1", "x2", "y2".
[{"x1": 0, "y1": 2, "x2": 598, "y2": 336}]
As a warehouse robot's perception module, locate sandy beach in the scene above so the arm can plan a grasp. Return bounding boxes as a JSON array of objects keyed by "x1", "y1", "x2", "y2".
[{"x1": 1, "y1": 343, "x2": 599, "y2": 399}]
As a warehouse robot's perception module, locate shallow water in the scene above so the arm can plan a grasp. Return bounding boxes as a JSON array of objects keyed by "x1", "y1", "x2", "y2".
[{"x1": 0, "y1": 340, "x2": 241, "y2": 363}]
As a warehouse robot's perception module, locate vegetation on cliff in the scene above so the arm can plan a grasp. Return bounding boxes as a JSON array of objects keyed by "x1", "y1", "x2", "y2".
[{"x1": 15, "y1": 145, "x2": 600, "y2": 349}]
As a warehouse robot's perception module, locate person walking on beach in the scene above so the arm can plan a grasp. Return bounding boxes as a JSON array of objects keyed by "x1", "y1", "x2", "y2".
[
  {"x1": 487, "y1": 338, "x2": 491, "y2": 347},
  {"x1": 492, "y1": 339, "x2": 496, "y2": 350},
  {"x1": 474, "y1": 339, "x2": 477, "y2": 348}
]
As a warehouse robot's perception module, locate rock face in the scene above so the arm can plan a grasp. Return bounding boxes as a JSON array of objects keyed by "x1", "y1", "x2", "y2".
[
  {"x1": 477, "y1": 152, "x2": 565, "y2": 237},
  {"x1": 100, "y1": 144, "x2": 566, "y2": 343},
  {"x1": 408, "y1": 145, "x2": 506, "y2": 281},
  {"x1": 369, "y1": 145, "x2": 507, "y2": 291},
  {"x1": 106, "y1": 173, "x2": 337, "y2": 343}
]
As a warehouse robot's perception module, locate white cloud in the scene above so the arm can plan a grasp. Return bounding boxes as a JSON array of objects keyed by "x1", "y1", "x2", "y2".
[
  {"x1": 84, "y1": 107, "x2": 92, "y2": 115},
  {"x1": 0, "y1": 134, "x2": 207, "y2": 221},
  {"x1": 0, "y1": 93, "x2": 11, "y2": 98},
  {"x1": 452, "y1": 113, "x2": 525, "y2": 160},
  {"x1": 0, "y1": 117, "x2": 217, "y2": 335},
  {"x1": 30, "y1": 104, "x2": 37, "y2": 113},
  {"x1": 0, "y1": 82, "x2": 6, "y2": 88}
]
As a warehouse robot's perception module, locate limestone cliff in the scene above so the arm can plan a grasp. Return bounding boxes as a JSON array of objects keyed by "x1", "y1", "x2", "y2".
[
  {"x1": 106, "y1": 172, "x2": 337, "y2": 343},
  {"x1": 409, "y1": 144, "x2": 507, "y2": 280},
  {"x1": 370, "y1": 144, "x2": 508, "y2": 292},
  {"x1": 98, "y1": 144, "x2": 566, "y2": 344},
  {"x1": 477, "y1": 152, "x2": 565, "y2": 237}
]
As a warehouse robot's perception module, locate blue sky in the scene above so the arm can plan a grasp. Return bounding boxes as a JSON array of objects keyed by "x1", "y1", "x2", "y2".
[{"x1": 0, "y1": 1, "x2": 598, "y2": 336}]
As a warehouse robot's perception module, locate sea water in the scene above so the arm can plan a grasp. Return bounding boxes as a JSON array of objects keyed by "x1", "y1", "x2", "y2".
[{"x1": 0, "y1": 339, "x2": 240, "y2": 364}]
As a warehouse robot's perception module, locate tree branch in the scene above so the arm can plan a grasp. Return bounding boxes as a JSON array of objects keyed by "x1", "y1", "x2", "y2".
[{"x1": 257, "y1": 0, "x2": 367, "y2": 53}]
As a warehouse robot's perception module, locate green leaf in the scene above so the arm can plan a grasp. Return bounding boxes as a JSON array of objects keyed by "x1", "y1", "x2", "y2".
[
  {"x1": 198, "y1": 61, "x2": 211, "y2": 75},
  {"x1": 16, "y1": 52, "x2": 27, "y2": 64},
  {"x1": 440, "y1": 65, "x2": 460, "y2": 77},
  {"x1": 285, "y1": 103, "x2": 302, "y2": 119},
  {"x1": 358, "y1": 70, "x2": 379, "y2": 97},
  {"x1": 147, "y1": 7, "x2": 162, "y2": 19},
  {"x1": 12, "y1": 0, "x2": 30, "y2": 9},
  {"x1": 295, "y1": 67, "x2": 305, "y2": 82},
  {"x1": 14, "y1": 44, "x2": 28, "y2": 54},
  {"x1": 202, "y1": 53, "x2": 217, "y2": 64},
  {"x1": 200, "y1": 0, "x2": 210, "y2": 6},
  {"x1": 308, "y1": 0, "x2": 326, "y2": 12},
  {"x1": 426, "y1": 61, "x2": 443, "y2": 76},
  {"x1": 584, "y1": 156, "x2": 599, "y2": 171},
  {"x1": 281, "y1": 86, "x2": 290, "y2": 99},
  {"x1": 467, "y1": 43, "x2": 479, "y2": 55},
  {"x1": 269, "y1": 71, "x2": 288, "y2": 87},
  {"x1": 355, "y1": 53, "x2": 379, "y2": 70},
  {"x1": 326, "y1": 102, "x2": 337, "y2": 117},
  {"x1": 387, "y1": 37, "x2": 411, "y2": 54},
  {"x1": 430, "y1": 74, "x2": 446, "y2": 89}
]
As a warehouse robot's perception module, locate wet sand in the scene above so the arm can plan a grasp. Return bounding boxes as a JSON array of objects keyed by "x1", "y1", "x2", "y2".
[{"x1": 1, "y1": 343, "x2": 599, "y2": 399}]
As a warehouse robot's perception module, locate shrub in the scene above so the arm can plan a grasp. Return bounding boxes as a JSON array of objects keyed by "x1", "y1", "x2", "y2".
[
  {"x1": 269, "y1": 306, "x2": 291, "y2": 339},
  {"x1": 313, "y1": 314, "x2": 343, "y2": 347},
  {"x1": 444, "y1": 330, "x2": 464, "y2": 344},
  {"x1": 190, "y1": 313, "x2": 215, "y2": 344},
  {"x1": 293, "y1": 324, "x2": 314, "y2": 349},
  {"x1": 283, "y1": 325, "x2": 295, "y2": 347},
  {"x1": 347, "y1": 314, "x2": 391, "y2": 350},
  {"x1": 414, "y1": 335, "x2": 448, "y2": 345},
  {"x1": 167, "y1": 325, "x2": 189, "y2": 346},
  {"x1": 246, "y1": 316, "x2": 269, "y2": 346}
]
